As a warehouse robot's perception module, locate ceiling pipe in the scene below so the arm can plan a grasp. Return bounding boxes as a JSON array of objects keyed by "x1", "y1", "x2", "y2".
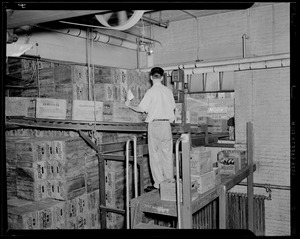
[
  {"x1": 59, "y1": 20, "x2": 162, "y2": 46},
  {"x1": 33, "y1": 24, "x2": 140, "y2": 51},
  {"x1": 140, "y1": 53, "x2": 290, "y2": 73}
]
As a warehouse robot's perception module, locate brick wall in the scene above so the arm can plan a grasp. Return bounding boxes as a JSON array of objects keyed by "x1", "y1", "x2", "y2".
[
  {"x1": 232, "y1": 67, "x2": 290, "y2": 236},
  {"x1": 152, "y1": 3, "x2": 290, "y2": 66}
]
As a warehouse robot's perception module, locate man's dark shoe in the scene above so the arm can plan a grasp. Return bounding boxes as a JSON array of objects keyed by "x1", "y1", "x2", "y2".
[{"x1": 144, "y1": 185, "x2": 158, "y2": 192}]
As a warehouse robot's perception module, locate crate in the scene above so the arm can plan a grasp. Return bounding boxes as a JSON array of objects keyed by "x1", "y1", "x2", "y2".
[
  {"x1": 86, "y1": 208, "x2": 100, "y2": 229},
  {"x1": 86, "y1": 160, "x2": 99, "y2": 193},
  {"x1": 36, "y1": 98, "x2": 67, "y2": 119},
  {"x1": 5, "y1": 97, "x2": 36, "y2": 117},
  {"x1": 64, "y1": 198, "x2": 77, "y2": 220},
  {"x1": 16, "y1": 179, "x2": 47, "y2": 201},
  {"x1": 8, "y1": 204, "x2": 40, "y2": 229},
  {"x1": 106, "y1": 212, "x2": 125, "y2": 229},
  {"x1": 217, "y1": 150, "x2": 247, "y2": 175},
  {"x1": 16, "y1": 161, "x2": 47, "y2": 181},
  {"x1": 94, "y1": 66, "x2": 113, "y2": 84},
  {"x1": 72, "y1": 100, "x2": 103, "y2": 121},
  {"x1": 87, "y1": 190, "x2": 100, "y2": 211},
  {"x1": 211, "y1": 119, "x2": 228, "y2": 133},
  {"x1": 159, "y1": 179, "x2": 198, "y2": 202},
  {"x1": 76, "y1": 193, "x2": 88, "y2": 216},
  {"x1": 190, "y1": 149, "x2": 213, "y2": 176},
  {"x1": 191, "y1": 170, "x2": 216, "y2": 194},
  {"x1": 15, "y1": 137, "x2": 50, "y2": 163},
  {"x1": 54, "y1": 171, "x2": 86, "y2": 200},
  {"x1": 94, "y1": 83, "x2": 114, "y2": 102},
  {"x1": 71, "y1": 65, "x2": 88, "y2": 84},
  {"x1": 50, "y1": 136, "x2": 94, "y2": 161},
  {"x1": 213, "y1": 167, "x2": 221, "y2": 185},
  {"x1": 76, "y1": 213, "x2": 88, "y2": 229},
  {"x1": 103, "y1": 101, "x2": 139, "y2": 122}
]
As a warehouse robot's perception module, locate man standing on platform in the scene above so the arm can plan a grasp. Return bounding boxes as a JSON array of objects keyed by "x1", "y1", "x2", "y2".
[{"x1": 125, "y1": 67, "x2": 176, "y2": 192}]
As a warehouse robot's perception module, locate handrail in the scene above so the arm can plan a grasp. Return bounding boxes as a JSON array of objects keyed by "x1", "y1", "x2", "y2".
[
  {"x1": 126, "y1": 135, "x2": 138, "y2": 229},
  {"x1": 175, "y1": 136, "x2": 183, "y2": 229}
]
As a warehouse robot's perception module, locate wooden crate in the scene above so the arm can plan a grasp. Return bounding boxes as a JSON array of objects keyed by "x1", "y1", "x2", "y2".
[
  {"x1": 38, "y1": 68, "x2": 54, "y2": 86},
  {"x1": 16, "y1": 179, "x2": 47, "y2": 201},
  {"x1": 94, "y1": 83, "x2": 114, "y2": 102},
  {"x1": 160, "y1": 179, "x2": 198, "y2": 202},
  {"x1": 86, "y1": 160, "x2": 99, "y2": 193},
  {"x1": 217, "y1": 150, "x2": 247, "y2": 171},
  {"x1": 106, "y1": 212, "x2": 125, "y2": 229},
  {"x1": 72, "y1": 83, "x2": 89, "y2": 101},
  {"x1": 190, "y1": 149, "x2": 213, "y2": 176},
  {"x1": 71, "y1": 65, "x2": 88, "y2": 84},
  {"x1": 16, "y1": 161, "x2": 47, "y2": 181},
  {"x1": 76, "y1": 213, "x2": 88, "y2": 229},
  {"x1": 16, "y1": 137, "x2": 53, "y2": 163},
  {"x1": 54, "y1": 174, "x2": 86, "y2": 201},
  {"x1": 211, "y1": 119, "x2": 228, "y2": 133},
  {"x1": 105, "y1": 166, "x2": 133, "y2": 192},
  {"x1": 105, "y1": 187, "x2": 133, "y2": 210},
  {"x1": 8, "y1": 204, "x2": 40, "y2": 229},
  {"x1": 64, "y1": 198, "x2": 77, "y2": 220},
  {"x1": 86, "y1": 208, "x2": 100, "y2": 229},
  {"x1": 50, "y1": 136, "x2": 93, "y2": 161},
  {"x1": 5, "y1": 97, "x2": 36, "y2": 117},
  {"x1": 54, "y1": 65, "x2": 72, "y2": 84},
  {"x1": 87, "y1": 190, "x2": 99, "y2": 211},
  {"x1": 72, "y1": 100, "x2": 103, "y2": 121},
  {"x1": 94, "y1": 66, "x2": 113, "y2": 84},
  {"x1": 46, "y1": 180, "x2": 56, "y2": 198},
  {"x1": 191, "y1": 170, "x2": 216, "y2": 194},
  {"x1": 46, "y1": 160, "x2": 58, "y2": 180},
  {"x1": 76, "y1": 193, "x2": 88, "y2": 216},
  {"x1": 35, "y1": 98, "x2": 67, "y2": 119}
]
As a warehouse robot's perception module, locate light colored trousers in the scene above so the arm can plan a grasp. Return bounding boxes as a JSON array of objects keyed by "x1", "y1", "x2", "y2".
[{"x1": 148, "y1": 121, "x2": 174, "y2": 188}]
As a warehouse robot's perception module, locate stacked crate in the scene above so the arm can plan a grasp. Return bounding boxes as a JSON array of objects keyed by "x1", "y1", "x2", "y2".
[
  {"x1": 6, "y1": 134, "x2": 104, "y2": 229},
  {"x1": 190, "y1": 147, "x2": 216, "y2": 194},
  {"x1": 6, "y1": 136, "x2": 31, "y2": 199},
  {"x1": 105, "y1": 156, "x2": 134, "y2": 229}
]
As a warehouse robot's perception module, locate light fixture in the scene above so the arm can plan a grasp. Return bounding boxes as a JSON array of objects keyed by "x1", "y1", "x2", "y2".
[{"x1": 138, "y1": 39, "x2": 154, "y2": 55}]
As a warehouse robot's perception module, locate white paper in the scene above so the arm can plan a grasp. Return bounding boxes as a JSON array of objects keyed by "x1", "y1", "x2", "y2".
[{"x1": 127, "y1": 89, "x2": 134, "y2": 101}]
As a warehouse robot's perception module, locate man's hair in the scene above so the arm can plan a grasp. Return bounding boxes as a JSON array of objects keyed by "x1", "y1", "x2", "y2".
[{"x1": 150, "y1": 67, "x2": 164, "y2": 78}]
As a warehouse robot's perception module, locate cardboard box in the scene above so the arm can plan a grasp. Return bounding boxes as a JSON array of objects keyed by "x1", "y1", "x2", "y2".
[
  {"x1": 190, "y1": 149, "x2": 213, "y2": 176},
  {"x1": 72, "y1": 100, "x2": 103, "y2": 121},
  {"x1": 36, "y1": 98, "x2": 67, "y2": 119},
  {"x1": 191, "y1": 170, "x2": 216, "y2": 194}
]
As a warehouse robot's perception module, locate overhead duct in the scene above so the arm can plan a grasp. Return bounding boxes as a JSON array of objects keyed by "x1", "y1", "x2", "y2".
[{"x1": 34, "y1": 25, "x2": 139, "y2": 51}]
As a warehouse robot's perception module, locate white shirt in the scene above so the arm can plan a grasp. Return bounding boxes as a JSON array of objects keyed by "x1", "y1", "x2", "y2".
[{"x1": 139, "y1": 82, "x2": 176, "y2": 123}]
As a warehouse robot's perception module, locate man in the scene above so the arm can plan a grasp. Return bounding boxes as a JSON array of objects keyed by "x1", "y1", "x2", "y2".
[{"x1": 125, "y1": 67, "x2": 176, "y2": 192}]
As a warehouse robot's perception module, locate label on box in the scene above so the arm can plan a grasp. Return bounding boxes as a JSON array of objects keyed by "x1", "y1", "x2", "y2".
[
  {"x1": 72, "y1": 100, "x2": 103, "y2": 121},
  {"x1": 36, "y1": 98, "x2": 67, "y2": 119}
]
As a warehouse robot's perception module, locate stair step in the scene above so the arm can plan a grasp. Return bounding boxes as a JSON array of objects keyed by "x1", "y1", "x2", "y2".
[{"x1": 133, "y1": 222, "x2": 174, "y2": 229}]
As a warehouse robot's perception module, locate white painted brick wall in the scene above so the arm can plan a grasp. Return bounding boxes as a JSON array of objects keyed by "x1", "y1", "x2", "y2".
[
  {"x1": 232, "y1": 67, "x2": 290, "y2": 236},
  {"x1": 153, "y1": 3, "x2": 290, "y2": 65}
]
